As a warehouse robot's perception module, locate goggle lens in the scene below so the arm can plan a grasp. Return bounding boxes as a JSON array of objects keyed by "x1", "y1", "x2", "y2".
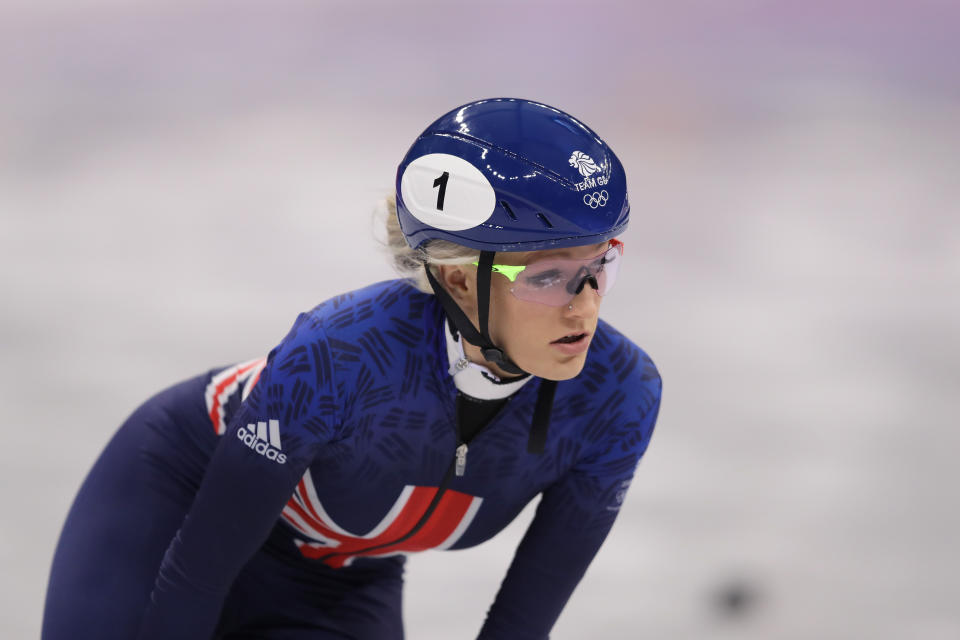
[{"x1": 508, "y1": 240, "x2": 624, "y2": 307}]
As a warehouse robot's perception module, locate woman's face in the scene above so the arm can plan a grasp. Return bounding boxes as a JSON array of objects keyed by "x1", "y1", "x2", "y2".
[{"x1": 439, "y1": 241, "x2": 610, "y2": 381}]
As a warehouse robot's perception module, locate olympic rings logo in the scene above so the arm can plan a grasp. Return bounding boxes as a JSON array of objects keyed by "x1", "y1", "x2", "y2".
[{"x1": 583, "y1": 190, "x2": 609, "y2": 209}]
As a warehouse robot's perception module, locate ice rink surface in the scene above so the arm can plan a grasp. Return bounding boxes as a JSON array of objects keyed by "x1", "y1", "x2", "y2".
[{"x1": 2, "y1": 1, "x2": 959, "y2": 638}]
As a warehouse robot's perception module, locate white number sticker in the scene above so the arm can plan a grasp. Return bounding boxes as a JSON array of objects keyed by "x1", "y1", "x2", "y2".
[{"x1": 400, "y1": 153, "x2": 496, "y2": 231}]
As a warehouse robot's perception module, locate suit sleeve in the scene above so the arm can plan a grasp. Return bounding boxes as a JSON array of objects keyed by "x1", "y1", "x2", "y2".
[
  {"x1": 477, "y1": 351, "x2": 662, "y2": 640},
  {"x1": 137, "y1": 313, "x2": 340, "y2": 640}
]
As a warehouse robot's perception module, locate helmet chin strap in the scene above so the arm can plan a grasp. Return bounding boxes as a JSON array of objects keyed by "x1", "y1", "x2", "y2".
[
  {"x1": 424, "y1": 251, "x2": 526, "y2": 376},
  {"x1": 424, "y1": 251, "x2": 558, "y2": 455}
]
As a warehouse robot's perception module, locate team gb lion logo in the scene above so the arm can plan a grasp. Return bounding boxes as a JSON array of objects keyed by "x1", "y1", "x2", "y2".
[{"x1": 568, "y1": 150, "x2": 600, "y2": 178}]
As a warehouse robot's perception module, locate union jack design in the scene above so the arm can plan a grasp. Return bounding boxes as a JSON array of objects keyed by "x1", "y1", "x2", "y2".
[
  {"x1": 282, "y1": 469, "x2": 483, "y2": 568},
  {"x1": 204, "y1": 357, "x2": 268, "y2": 434},
  {"x1": 206, "y1": 357, "x2": 485, "y2": 568}
]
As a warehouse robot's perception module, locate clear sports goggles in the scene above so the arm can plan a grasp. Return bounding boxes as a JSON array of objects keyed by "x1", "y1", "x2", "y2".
[{"x1": 474, "y1": 239, "x2": 624, "y2": 307}]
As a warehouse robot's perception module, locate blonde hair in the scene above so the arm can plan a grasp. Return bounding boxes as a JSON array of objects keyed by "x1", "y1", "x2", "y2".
[{"x1": 378, "y1": 193, "x2": 480, "y2": 294}]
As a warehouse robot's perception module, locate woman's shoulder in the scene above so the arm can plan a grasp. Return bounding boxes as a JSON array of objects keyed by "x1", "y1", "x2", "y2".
[
  {"x1": 266, "y1": 280, "x2": 442, "y2": 380},
  {"x1": 304, "y1": 279, "x2": 437, "y2": 333},
  {"x1": 558, "y1": 320, "x2": 662, "y2": 460},
  {"x1": 563, "y1": 318, "x2": 662, "y2": 425},
  {"x1": 586, "y1": 318, "x2": 661, "y2": 393}
]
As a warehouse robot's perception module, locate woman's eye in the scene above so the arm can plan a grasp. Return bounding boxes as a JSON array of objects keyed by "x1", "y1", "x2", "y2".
[
  {"x1": 590, "y1": 253, "x2": 616, "y2": 272},
  {"x1": 523, "y1": 270, "x2": 563, "y2": 289},
  {"x1": 594, "y1": 251, "x2": 617, "y2": 268}
]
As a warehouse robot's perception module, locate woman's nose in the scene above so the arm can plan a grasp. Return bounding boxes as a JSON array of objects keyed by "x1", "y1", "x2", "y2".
[
  {"x1": 565, "y1": 283, "x2": 601, "y2": 314},
  {"x1": 571, "y1": 274, "x2": 599, "y2": 295}
]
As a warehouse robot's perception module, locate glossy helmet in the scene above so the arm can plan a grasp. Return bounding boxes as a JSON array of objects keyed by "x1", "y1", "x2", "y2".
[
  {"x1": 395, "y1": 98, "x2": 629, "y2": 252},
  {"x1": 395, "y1": 99, "x2": 629, "y2": 454}
]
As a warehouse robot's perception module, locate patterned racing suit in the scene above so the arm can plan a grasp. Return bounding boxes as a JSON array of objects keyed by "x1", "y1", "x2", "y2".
[{"x1": 43, "y1": 279, "x2": 662, "y2": 640}]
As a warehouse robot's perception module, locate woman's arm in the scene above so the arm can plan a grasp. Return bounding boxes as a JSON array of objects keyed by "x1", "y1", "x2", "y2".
[
  {"x1": 478, "y1": 354, "x2": 662, "y2": 640},
  {"x1": 137, "y1": 313, "x2": 339, "y2": 640}
]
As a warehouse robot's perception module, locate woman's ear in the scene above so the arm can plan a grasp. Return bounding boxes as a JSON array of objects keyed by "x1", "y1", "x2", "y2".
[{"x1": 434, "y1": 264, "x2": 476, "y2": 309}]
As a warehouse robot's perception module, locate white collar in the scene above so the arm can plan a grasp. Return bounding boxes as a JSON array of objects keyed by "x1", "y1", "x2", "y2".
[{"x1": 444, "y1": 321, "x2": 532, "y2": 400}]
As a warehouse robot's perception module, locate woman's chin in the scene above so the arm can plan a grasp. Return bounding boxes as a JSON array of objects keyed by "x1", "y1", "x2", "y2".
[{"x1": 523, "y1": 353, "x2": 589, "y2": 381}]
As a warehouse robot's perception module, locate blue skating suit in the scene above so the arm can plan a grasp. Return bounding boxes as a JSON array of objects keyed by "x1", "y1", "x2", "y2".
[{"x1": 43, "y1": 279, "x2": 661, "y2": 640}]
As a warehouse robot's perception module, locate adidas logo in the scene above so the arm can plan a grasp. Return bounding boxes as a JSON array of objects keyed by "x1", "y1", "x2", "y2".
[{"x1": 237, "y1": 419, "x2": 287, "y2": 464}]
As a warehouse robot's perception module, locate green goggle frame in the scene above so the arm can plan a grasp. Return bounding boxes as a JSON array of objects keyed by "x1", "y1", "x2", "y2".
[{"x1": 470, "y1": 263, "x2": 527, "y2": 282}]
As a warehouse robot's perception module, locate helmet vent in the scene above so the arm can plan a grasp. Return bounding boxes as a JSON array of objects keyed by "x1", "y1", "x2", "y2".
[
  {"x1": 499, "y1": 200, "x2": 518, "y2": 221},
  {"x1": 536, "y1": 213, "x2": 554, "y2": 228}
]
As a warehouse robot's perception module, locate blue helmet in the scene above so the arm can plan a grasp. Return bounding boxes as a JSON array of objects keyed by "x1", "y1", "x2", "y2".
[
  {"x1": 396, "y1": 99, "x2": 628, "y2": 440},
  {"x1": 396, "y1": 98, "x2": 629, "y2": 252}
]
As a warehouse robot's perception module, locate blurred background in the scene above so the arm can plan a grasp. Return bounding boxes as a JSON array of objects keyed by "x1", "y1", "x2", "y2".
[{"x1": 2, "y1": 0, "x2": 958, "y2": 637}]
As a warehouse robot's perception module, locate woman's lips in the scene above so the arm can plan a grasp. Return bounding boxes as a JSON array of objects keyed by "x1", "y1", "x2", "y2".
[{"x1": 550, "y1": 333, "x2": 590, "y2": 355}]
